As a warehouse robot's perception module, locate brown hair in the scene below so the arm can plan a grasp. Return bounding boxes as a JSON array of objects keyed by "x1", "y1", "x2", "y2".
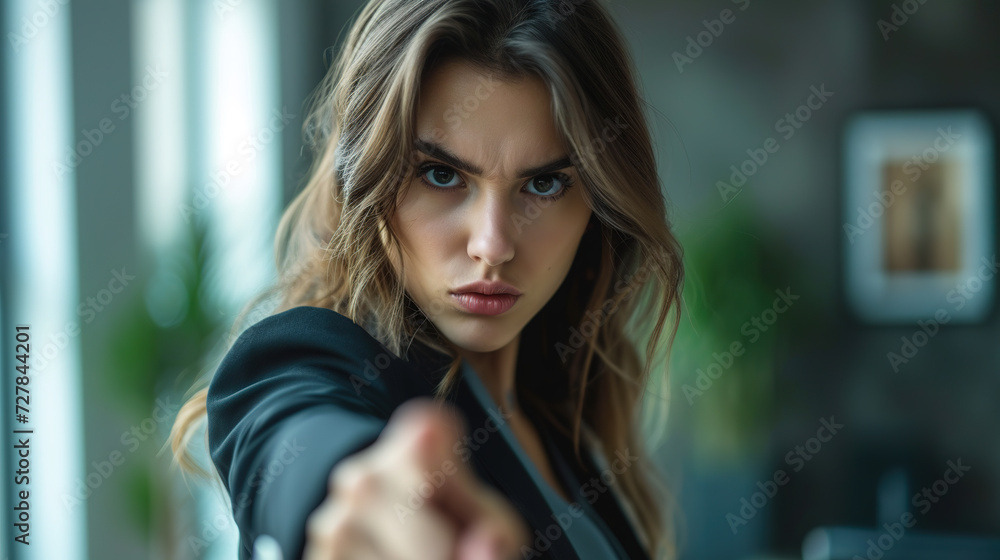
[{"x1": 170, "y1": 1, "x2": 684, "y2": 557}]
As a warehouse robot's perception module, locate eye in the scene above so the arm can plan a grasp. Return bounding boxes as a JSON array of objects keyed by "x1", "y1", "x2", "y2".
[
  {"x1": 415, "y1": 162, "x2": 575, "y2": 200},
  {"x1": 419, "y1": 164, "x2": 463, "y2": 189},
  {"x1": 525, "y1": 173, "x2": 574, "y2": 199}
]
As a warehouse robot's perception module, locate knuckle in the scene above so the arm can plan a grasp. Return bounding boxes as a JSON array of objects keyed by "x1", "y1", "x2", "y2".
[
  {"x1": 401, "y1": 414, "x2": 447, "y2": 458},
  {"x1": 331, "y1": 460, "x2": 380, "y2": 501},
  {"x1": 327, "y1": 455, "x2": 361, "y2": 490}
]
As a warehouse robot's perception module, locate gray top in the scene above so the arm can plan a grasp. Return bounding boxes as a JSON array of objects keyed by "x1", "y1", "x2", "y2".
[{"x1": 461, "y1": 360, "x2": 631, "y2": 559}]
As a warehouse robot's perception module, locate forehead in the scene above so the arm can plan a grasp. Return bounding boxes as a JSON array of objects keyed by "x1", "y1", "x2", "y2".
[{"x1": 415, "y1": 59, "x2": 568, "y2": 179}]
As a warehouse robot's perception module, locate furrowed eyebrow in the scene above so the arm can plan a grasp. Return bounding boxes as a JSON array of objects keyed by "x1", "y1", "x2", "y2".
[{"x1": 414, "y1": 138, "x2": 573, "y2": 179}]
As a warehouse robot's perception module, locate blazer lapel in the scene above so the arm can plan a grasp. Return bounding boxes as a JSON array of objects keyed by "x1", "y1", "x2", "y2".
[
  {"x1": 446, "y1": 361, "x2": 581, "y2": 560},
  {"x1": 534, "y1": 416, "x2": 651, "y2": 560}
]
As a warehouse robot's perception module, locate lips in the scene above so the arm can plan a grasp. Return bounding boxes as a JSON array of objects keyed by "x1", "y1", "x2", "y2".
[
  {"x1": 450, "y1": 292, "x2": 520, "y2": 315},
  {"x1": 451, "y1": 280, "x2": 522, "y2": 296}
]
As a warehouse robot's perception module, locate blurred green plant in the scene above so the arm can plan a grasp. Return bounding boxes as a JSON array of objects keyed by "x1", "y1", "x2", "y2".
[
  {"x1": 102, "y1": 217, "x2": 226, "y2": 538},
  {"x1": 668, "y1": 204, "x2": 814, "y2": 463}
]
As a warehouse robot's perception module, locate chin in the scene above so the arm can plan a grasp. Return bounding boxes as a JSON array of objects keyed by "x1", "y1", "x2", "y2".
[{"x1": 439, "y1": 319, "x2": 517, "y2": 354}]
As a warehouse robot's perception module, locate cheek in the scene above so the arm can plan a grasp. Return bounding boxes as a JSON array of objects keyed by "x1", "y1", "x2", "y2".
[
  {"x1": 396, "y1": 207, "x2": 456, "y2": 261},
  {"x1": 535, "y1": 203, "x2": 590, "y2": 254},
  {"x1": 392, "y1": 200, "x2": 456, "y2": 295},
  {"x1": 519, "y1": 211, "x2": 590, "y2": 284}
]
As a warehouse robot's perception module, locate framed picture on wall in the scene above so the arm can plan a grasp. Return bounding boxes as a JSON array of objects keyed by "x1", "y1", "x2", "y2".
[{"x1": 843, "y1": 109, "x2": 995, "y2": 324}]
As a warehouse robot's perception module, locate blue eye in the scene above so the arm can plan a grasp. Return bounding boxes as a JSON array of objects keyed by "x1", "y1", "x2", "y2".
[
  {"x1": 415, "y1": 162, "x2": 575, "y2": 200},
  {"x1": 420, "y1": 164, "x2": 462, "y2": 189},
  {"x1": 525, "y1": 174, "x2": 573, "y2": 198}
]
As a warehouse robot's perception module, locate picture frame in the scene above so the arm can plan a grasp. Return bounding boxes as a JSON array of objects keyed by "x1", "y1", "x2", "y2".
[{"x1": 842, "y1": 109, "x2": 995, "y2": 324}]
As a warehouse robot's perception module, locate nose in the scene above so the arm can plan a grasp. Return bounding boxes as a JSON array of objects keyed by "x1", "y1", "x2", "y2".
[{"x1": 466, "y1": 190, "x2": 516, "y2": 267}]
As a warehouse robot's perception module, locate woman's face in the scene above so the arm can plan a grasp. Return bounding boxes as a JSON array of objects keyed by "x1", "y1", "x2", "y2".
[{"x1": 388, "y1": 58, "x2": 593, "y2": 354}]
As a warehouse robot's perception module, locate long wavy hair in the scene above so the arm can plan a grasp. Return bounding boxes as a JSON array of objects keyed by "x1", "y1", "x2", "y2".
[{"x1": 170, "y1": 0, "x2": 684, "y2": 557}]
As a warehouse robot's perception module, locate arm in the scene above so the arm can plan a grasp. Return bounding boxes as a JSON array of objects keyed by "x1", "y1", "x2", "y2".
[
  {"x1": 207, "y1": 306, "x2": 529, "y2": 560},
  {"x1": 206, "y1": 307, "x2": 395, "y2": 560}
]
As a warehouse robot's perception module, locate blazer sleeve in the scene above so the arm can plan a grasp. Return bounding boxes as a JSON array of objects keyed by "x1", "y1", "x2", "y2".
[{"x1": 206, "y1": 307, "x2": 401, "y2": 560}]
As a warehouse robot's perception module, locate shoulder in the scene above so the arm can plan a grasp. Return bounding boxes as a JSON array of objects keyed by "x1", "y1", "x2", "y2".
[
  {"x1": 224, "y1": 305, "x2": 385, "y2": 361},
  {"x1": 204, "y1": 306, "x2": 448, "y2": 560},
  {"x1": 207, "y1": 305, "x2": 445, "y2": 420}
]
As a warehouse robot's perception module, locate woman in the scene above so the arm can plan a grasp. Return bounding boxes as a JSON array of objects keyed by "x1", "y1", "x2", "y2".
[{"x1": 171, "y1": 0, "x2": 684, "y2": 558}]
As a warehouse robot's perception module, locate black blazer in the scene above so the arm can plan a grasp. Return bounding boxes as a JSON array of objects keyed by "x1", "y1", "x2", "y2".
[{"x1": 207, "y1": 305, "x2": 650, "y2": 560}]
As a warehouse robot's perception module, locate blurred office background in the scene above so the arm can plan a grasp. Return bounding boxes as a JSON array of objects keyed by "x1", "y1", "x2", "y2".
[{"x1": 1, "y1": 0, "x2": 999, "y2": 559}]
